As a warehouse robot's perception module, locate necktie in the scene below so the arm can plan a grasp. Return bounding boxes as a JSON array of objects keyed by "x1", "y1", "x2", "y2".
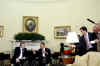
[
  {"x1": 84, "y1": 35, "x2": 89, "y2": 50},
  {"x1": 18, "y1": 48, "x2": 23, "y2": 59}
]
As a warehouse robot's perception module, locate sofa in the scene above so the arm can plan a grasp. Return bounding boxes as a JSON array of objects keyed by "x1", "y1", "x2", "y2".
[{"x1": 67, "y1": 52, "x2": 100, "y2": 66}]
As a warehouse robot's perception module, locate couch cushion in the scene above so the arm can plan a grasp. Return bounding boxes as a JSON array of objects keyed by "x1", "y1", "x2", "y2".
[{"x1": 87, "y1": 52, "x2": 100, "y2": 66}]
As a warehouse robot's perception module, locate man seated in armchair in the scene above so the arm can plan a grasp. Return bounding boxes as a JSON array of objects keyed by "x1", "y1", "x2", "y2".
[{"x1": 11, "y1": 42, "x2": 27, "y2": 66}]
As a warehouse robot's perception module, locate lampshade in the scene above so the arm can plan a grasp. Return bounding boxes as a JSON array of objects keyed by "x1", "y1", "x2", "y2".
[{"x1": 66, "y1": 32, "x2": 79, "y2": 43}]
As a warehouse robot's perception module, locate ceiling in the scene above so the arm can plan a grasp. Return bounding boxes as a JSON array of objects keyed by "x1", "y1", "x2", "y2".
[{"x1": 16, "y1": 0, "x2": 68, "y2": 3}]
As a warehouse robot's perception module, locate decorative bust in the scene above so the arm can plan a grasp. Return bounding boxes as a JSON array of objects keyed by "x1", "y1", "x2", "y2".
[{"x1": 93, "y1": 23, "x2": 100, "y2": 33}]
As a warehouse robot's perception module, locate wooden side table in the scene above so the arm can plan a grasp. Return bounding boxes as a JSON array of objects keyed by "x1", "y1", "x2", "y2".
[{"x1": 62, "y1": 56, "x2": 75, "y2": 64}]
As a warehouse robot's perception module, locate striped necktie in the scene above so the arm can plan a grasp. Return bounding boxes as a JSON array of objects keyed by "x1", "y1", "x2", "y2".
[{"x1": 84, "y1": 35, "x2": 89, "y2": 50}]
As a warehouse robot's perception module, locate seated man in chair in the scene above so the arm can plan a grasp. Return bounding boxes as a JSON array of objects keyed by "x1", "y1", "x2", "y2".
[{"x1": 11, "y1": 42, "x2": 27, "y2": 66}]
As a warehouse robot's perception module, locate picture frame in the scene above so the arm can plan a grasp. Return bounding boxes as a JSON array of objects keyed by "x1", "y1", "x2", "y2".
[
  {"x1": 23, "y1": 16, "x2": 38, "y2": 33},
  {"x1": 54, "y1": 26, "x2": 71, "y2": 39},
  {"x1": 0, "y1": 25, "x2": 4, "y2": 38}
]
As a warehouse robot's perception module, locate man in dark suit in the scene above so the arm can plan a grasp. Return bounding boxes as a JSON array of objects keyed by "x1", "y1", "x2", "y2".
[
  {"x1": 71, "y1": 26, "x2": 99, "y2": 56},
  {"x1": 77, "y1": 26, "x2": 99, "y2": 56},
  {"x1": 38, "y1": 42, "x2": 51, "y2": 66},
  {"x1": 11, "y1": 42, "x2": 27, "y2": 66}
]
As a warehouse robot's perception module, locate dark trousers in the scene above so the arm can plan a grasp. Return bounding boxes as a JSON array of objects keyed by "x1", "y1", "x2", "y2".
[
  {"x1": 39, "y1": 64, "x2": 48, "y2": 66},
  {"x1": 75, "y1": 46, "x2": 97, "y2": 56},
  {"x1": 13, "y1": 63, "x2": 20, "y2": 66},
  {"x1": 13, "y1": 59, "x2": 25, "y2": 66},
  {"x1": 88, "y1": 46, "x2": 97, "y2": 51}
]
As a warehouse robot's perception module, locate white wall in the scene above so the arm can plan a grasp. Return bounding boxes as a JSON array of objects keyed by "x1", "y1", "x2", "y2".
[{"x1": 0, "y1": 0, "x2": 99, "y2": 52}]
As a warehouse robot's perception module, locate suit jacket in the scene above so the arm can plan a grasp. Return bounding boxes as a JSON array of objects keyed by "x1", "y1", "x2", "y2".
[
  {"x1": 76, "y1": 32, "x2": 98, "y2": 56},
  {"x1": 11, "y1": 47, "x2": 27, "y2": 64},
  {"x1": 38, "y1": 48, "x2": 51, "y2": 64}
]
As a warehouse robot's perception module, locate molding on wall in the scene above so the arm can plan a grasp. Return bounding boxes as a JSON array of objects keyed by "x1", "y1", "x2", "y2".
[{"x1": 15, "y1": 0, "x2": 68, "y2": 3}]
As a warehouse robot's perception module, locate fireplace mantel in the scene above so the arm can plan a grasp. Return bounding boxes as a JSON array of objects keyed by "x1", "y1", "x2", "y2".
[{"x1": 11, "y1": 40, "x2": 41, "y2": 50}]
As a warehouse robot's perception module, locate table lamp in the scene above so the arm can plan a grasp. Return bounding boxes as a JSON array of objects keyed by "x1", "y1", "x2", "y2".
[
  {"x1": 66, "y1": 32, "x2": 79, "y2": 44},
  {"x1": 64, "y1": 32, "x2": 79, "y2": 55}
]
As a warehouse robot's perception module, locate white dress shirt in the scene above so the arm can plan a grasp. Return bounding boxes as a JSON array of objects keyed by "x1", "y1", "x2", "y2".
[
  {"x1": 42, "y1": 48, "x2": 45, "y2": 57},
  {"x1": 18, "y1": 48, "x2": 23, "y2": 59},
  {"x1": 84, "y1": 33, "x2": 92, "y2": 49}
]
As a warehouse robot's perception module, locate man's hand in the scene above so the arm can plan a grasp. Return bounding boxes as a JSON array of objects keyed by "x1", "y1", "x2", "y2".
[
  {"x1": 94, "y1": 39, "x2": 99, "y2": 43},
  {"x1": 90, "y1": 39, "x2": 99, "y2": 44},
  {"x1": 69, "y1": 45, "x2": 76, "y2": 48},
  {"x1": 42, "y1": 50, "x2": 48, "y2": 55},
  {"x1": 22, "y1": 57, "x2": 26, "y2": 59},
  {"x1": 16, "y1": 59, "x2": 20, "y2": 63}
]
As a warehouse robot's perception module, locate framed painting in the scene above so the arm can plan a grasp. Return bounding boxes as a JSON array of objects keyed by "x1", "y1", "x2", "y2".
[
  {"x1": 23, "y1": 16, "x2": 38, "y2": 33},
  {"x1": 54, "y1": 26, "x2": 71, "y2": 39},
  {"x1": 0, "y1": 25, "x2": 4, "y2": 38}
]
